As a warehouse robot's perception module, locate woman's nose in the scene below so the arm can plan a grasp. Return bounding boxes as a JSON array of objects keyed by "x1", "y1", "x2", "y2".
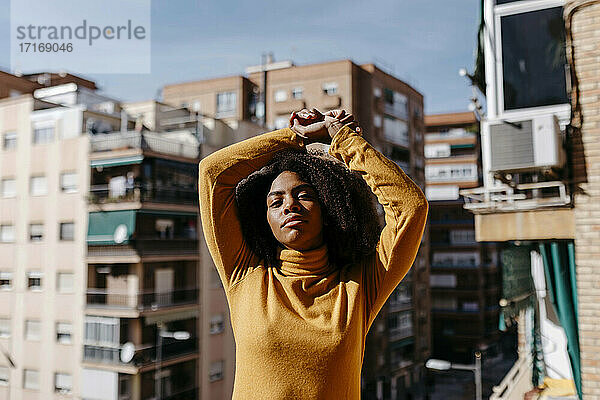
[{"x1": 283, "y1": 198, "x2": 301, "y2": 213}]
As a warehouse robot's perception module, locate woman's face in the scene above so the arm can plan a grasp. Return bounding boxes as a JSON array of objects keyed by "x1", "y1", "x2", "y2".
[{"x1": 266, "y1": 171, "x2": 324, "y2": 251}]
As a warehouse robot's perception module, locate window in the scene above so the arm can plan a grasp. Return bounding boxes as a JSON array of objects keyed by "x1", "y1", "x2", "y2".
[
  {"x1": 33, "y1": 126, "x2": 54, "y2": 144},
  {"x1": 57, "y1": 273, "x2": 74, "y2": 293},
  {"x1": 30, "y1": 176, "x2": 47, "y2": 196},
  {"x1": 27, "y1": 271, "x2": 43, "y2": 290},
  {"x1": 60, "y1": 222, "x2": 75, "y2": 241},
  {"x1": 55, "y1": 373, "x2": 72, "y2": 394},
  {"x1": 60, "y1": 172, "x2": 78, "y2": 193},
  {"x1": 0, "y1": 366, "x2": 8, "y2": 386},
  {"x1": 56, "y1": 322, "x2": 72, "y2": 344},
  {"x1": 85, "y1": 316, "x2": 119, "y2": 346},
  {"x1": 373, "y1": 114, "x2": 382, "y2": 128},
  {"x1": 384, "y1": 89, "x2": 409, "y2": 119},
  {"x1": 216, "y1": 91, "x2": 237, "y2": 116},
  {"x1": 1, "y1": 178, "x2": 16, "y2": 198},
  {"x1": 322, "y1": 82, "x2": 338, "y2": 96},
  {"x1": 29, "y1": 224, "x2": 44, "y2": 242},
  {"x1": 23, "y1": 369, "x2": 39, "y2": 390},
  {"x1": 210, "y1": 314, "x2": 224, "y2": 335},
  {"x1": 25, "y1": 320, "x2": 41, "y2": 341},
  {"x1": 0, "y1": 318, "x2": 10, "y2": 337},
  {"x1": 0, "y1": 272, "x2": 12, "y2": 289},
  {"x1": 500, "y1": 7, "x2": 568, "y2": 110},
  {"x1": 274, "y1": 117, "x2": 288, "y2": 130},
  {"x1": 0, "y1": 225, "x2": 14, "y2": 243},
  {"x1": 292, "y1": 87, "x2": 303, "y2": 99},
  {"x1": 274, "y1": 89, "x2": 288, "y2": 102},
  {"x1": 209, "y1": 360, "x2": 224, "y2": 382},
  {"x1": 3, "y1": 132, "x2": 16, "y2": 150},
  {"x1": 383, "y1": 117, "x2": 409, "y2": 147}
]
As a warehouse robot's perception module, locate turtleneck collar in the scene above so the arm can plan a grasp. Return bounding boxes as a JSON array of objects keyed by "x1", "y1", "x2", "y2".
[{"x1": 277, "y1": 245, "x2": 334, "y2": 276}]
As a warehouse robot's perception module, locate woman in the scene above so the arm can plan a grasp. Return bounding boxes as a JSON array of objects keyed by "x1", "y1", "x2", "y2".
[{"x1": 199, "y1": 109, "x2": 428, "y2": 399}]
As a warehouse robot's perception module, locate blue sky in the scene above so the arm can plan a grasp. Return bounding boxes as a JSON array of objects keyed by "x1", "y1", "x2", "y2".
[{"x1": 0, "y1": 0, "x2": 481, "y2": 114}]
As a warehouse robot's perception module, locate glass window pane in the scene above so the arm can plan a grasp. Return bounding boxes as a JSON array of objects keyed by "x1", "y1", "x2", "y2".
[
  {"x1": 24, "y1": 369, "x2": 39, "y2": 390},
  {"x1": 33, "y1": 126, "x2": 54, "y2": 144},
  {"x1": 60, "y1": 223, "x2": 74, "y2": 241},
  {"x1": 3, "y1": 132, "x2": 17, "y2": 150},
  {"x1": 25, "y1": 320, "x2": 41, "y2": 340},
  {"x1": 0, "y1": 225, "x2": 15, "y2": 243},
  {"x1": 30, "y1": 176, "x2": 47, "y2": 196},
  {"x1": 501, "y1": 7, "x2": 568, "y2": 110},
  {"x1": 60, "y1": 173, "x2": 78, "y2": 193},
  {"x1": 1, "y1": 179, "x2": 16, "y2": 198},
  {"x1": 0, "y1": 318, "x2": 10, "y2": 337},
  {"x1": 29, "y1": 224, "x2": 43, "y2": 241},
  {"x1": 55, "y1": 373, "x2": 72, "y2": 393}
]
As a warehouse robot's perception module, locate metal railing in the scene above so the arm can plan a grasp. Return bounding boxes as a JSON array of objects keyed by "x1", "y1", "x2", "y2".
[
  {"x1": 87, "y1": 239, "x2": 199, "y2": 258},
  {"x1": 460, "y1": 181, "x2": 570, "y2": 213},
  {"x1": 88, "y1": 184, "x2": 198, "y2": 205},
  {"x1": 83, "y1": 338, "x2": 198, "y2": 367},
  {"x1": 90, "y1": 131, "x2": 200, "y2": 159},
  {"x1": 86, "y1": 288, "x2": 199, "y2": 310}
]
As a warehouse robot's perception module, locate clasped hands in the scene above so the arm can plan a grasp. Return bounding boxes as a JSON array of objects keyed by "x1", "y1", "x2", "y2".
[{"x1": 289, "y1": 108, "x2": 361, "y2": 143}]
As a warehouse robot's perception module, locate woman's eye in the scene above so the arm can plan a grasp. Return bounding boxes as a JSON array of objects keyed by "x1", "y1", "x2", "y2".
[
  {"x1": 299, "y1": 192, "x2": 313, "y2": 200},
  {"x1": 269, "y1": 200, "x2": 282, "y2": 208}
]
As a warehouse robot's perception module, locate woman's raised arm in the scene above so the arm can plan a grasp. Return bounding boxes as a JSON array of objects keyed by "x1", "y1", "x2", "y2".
[
  {"x1": 198, "y1": 128, "x2": 305, "y2": 291},
  {"x1": 327, "y1": 125, "x2": 428, "y2": 329}
]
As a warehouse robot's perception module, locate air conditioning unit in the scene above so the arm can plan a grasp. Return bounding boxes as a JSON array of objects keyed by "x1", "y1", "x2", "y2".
[{"x1": 489, "y1": 115, "x2": 565, "y2": 172}]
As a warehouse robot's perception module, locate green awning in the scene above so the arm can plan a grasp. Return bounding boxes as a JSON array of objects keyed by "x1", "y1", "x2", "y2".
[
  {"x1": 450, "y1": 143, "x2": 475, "y2": 149},
  {"x1": 539, "y1": 241, "x2": 581, "y2": 399},
  {"x1": 90, "y1": 155, "x2": 144, "y2": 168},
  {"x1": 87, "y1": 210, "x2": 136, "y2": 245},
  {"x1": 390, "y1": 338, "x2": 414, "y2": 350}
]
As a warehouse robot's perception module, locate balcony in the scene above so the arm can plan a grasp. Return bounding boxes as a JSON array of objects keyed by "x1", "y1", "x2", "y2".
[
  {"x1": 87, "y1": 239, "x2": 199, "y2": 261},
  {"x1": 83, "y1": 337, "x2": 198, "y2": 368},
  {"x1": 460, "y1": 182, "x2": 574, "y2": 242},
  {"x1": 86, "y1": 287, "x2": 198, "y2": 311},
  {"x1": 90, "y1": 131, "x2": 200, "y2": 159},
  {"x1": 89, "y1": 184, "x2": 198, "y2": 206}
]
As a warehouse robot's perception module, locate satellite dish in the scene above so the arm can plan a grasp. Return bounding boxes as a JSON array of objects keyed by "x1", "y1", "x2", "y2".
[
  {"x1": 120, "y1": 342, "x2": 135, "y2": 363},
  {"x1": 114, "y1": 224, "x2": 128, "y2": 244}
]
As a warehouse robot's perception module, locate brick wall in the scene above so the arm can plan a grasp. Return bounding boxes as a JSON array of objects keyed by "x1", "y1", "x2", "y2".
[{"x1": 568, "y1": 1, "x2": 600, "y2": 398}]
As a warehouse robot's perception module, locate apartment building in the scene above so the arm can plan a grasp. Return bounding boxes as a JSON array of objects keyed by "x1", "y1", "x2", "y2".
[
  {"x1": 458, "y1": 0, "x2": 600, "y2": 398},
  {"x1": 0, "y1": 76, "x2": 209, "y2": 400},
  {"x1": 83, "y1": 101, "x2": 202, "y2": 400},
  {"x1": 0, "y1": 91, "x2": 98, "y2": 399},
  {"x1": 425, "y1": 111, "x2": 504, "y2": 364},
  {"x1": 163, "y1": 58, "x2": 430, "y2": 400}
]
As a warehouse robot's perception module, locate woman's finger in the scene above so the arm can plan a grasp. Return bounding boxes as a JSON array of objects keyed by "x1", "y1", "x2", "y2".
[{"x1": 340, "y1": 114, "x2": 354, "y2": 124}]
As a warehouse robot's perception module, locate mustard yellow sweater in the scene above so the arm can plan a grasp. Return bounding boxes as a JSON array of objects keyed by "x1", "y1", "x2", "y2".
[{"x1": 199, "y1": 126, "x2": 428, "y2": 399}]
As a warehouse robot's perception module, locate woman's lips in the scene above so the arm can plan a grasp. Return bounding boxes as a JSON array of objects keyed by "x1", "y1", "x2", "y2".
[{"x1": 282, "y1": 218, "x2": 306, "y2": 228}]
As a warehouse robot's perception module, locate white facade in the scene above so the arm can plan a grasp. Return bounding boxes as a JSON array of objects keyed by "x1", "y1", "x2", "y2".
[{"x1": 0, "y1": 95, "x2": 89, "y2": 400}]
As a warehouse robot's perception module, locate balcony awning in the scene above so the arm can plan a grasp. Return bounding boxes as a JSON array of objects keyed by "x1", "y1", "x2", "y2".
[
  {"x1": 90, "y1": 155, "x2": 144, "y2": 168},
  {"x1": 389, "y1": 337, "x2": 414, "y2": 350},
  {"x1": 87, "y1": 210, "x2": 136, "y2": 245},
  {"x1": 539, "y1": 241, "x2": 581, "y2": 399}
]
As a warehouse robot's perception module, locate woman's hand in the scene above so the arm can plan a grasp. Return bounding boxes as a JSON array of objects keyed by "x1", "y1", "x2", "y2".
[{"x1": 290, "y1": 108, "x2": 361, "y2": 143}]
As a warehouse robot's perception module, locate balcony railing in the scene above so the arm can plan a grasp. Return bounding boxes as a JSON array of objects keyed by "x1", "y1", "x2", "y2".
[
  {"x1": 83, "y1": 337, "x2": 198, "y2": 367},
  {"x1": 389, "y1": 326, "x2": 414, "y2": 342},
  {"x1": 90, "y1": 131, "x2": 200, "y2": 159},
  {"x1": 89, "y1": 184, "x2": 198, "y2": 206},
  {"x1": 460, "y1": 181, "x2": 570, "y2": 213},
  {"x1": 87, "y1": 239, "x2": 199, "y2": 258},
  {"x1": 86, "y1": 288, "x2": 198, "y2": 311}
]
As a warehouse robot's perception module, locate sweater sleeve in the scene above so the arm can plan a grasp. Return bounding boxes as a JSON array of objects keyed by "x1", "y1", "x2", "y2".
[
  {"x1": 198, "y1": 128, "x2": 305, "y2": 291},
  {"x1": 328, "y1": 126, "x2": 428, "y2": 329}
]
